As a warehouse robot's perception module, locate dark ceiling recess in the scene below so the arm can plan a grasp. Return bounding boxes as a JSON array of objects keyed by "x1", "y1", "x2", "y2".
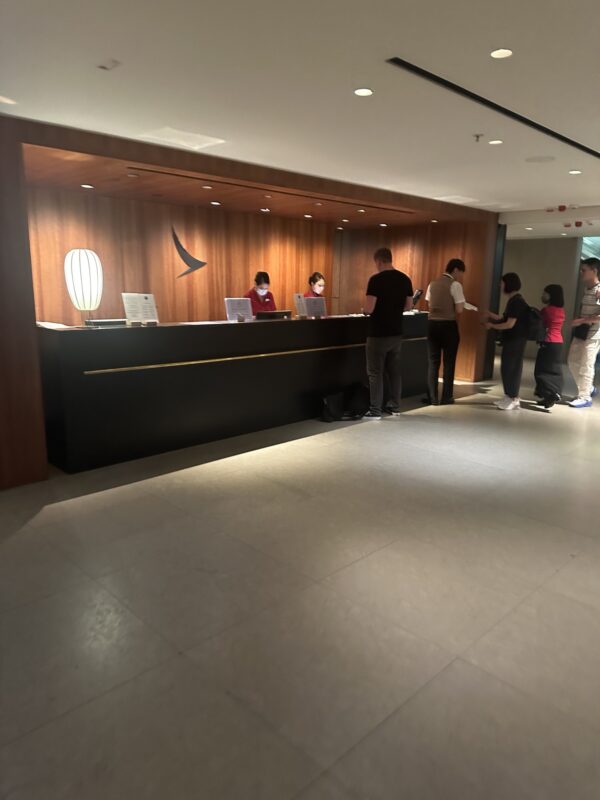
[{"x1": 387, "y1": 56, "x2": 600, "y2": 161}]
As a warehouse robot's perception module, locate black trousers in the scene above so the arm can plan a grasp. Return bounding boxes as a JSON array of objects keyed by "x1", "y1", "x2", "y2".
[
  {"x1": 534, "y1": 342, "x2": 563, "y2": 400},
  {"x1": 427, "y1": 320, "x2": 460, "y2": 403},
  {"x1": 501, "y1": 337, "x2": 527, "y2": 398},
  {"x1": 366, "y1": 335, "x2": 403, "y2": 414}
]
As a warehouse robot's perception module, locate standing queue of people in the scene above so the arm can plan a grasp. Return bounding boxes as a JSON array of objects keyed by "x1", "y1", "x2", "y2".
[
  {"x1": 362, "y1": 249, "x2": 600, "y2": 416},
  {"x1": 244, "y1": 253, "x2": 600, "y2": 415}
]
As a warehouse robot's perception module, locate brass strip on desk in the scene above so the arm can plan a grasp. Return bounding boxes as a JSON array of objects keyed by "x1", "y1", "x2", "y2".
[{"x1": 83, "y1": 337, "x2": 426, "y2": 376}]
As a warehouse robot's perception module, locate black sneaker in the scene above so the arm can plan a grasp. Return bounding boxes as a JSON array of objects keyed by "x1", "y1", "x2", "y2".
[{"x1": 362, "y1": 410, "x2": 382, "y2": 420}]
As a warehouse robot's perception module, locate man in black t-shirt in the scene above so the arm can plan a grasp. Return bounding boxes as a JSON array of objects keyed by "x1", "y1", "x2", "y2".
[{"x1": 363, "y1": 247, "x2": 414, "y2": 419}]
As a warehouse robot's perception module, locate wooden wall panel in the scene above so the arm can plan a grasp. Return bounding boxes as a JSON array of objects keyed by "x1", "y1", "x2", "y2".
[
  {"x1": 27, "y1": 187, "x2": 335, "y2": 325},
  {"x1": 0, "y1": 122, "x2": 47, "y2": 489},
  {"x1": 336, "y1": 221, "x2": 498, "y2": 381}
]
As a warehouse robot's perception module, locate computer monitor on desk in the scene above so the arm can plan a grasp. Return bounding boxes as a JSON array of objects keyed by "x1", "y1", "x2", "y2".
[
  {"x1": 304, "y1": 297, "x2": 326, "y2": 318},
  {"x1": 255, "y1": 310, "x2": 292, "y2": 321}
]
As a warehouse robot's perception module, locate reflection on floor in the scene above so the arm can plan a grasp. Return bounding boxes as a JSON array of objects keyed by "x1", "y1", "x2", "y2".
[{"x1": 1, "y1": 361, "x2": 600, "y2": 799}]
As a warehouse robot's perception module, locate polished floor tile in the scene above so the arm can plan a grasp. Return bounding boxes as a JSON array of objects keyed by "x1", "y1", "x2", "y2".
[
  {"x1": 325, "y1": 536, "x2": 529, "y2": 654},
  {"x1": 544, "y1": 552, "x2": 600, "y2": 611},
  {"x1": 331, "y1": 659, "x2": 600, "y2": 800},
  {"x1": 398, "y1": 501, "x2": 582, "y2": 588},
  {"x1": 293, "y1": 774, "x2": 357, "y2": 800},
  {"x1": 0, "y1": 582, "x2": 174, "y2": 745},
  {"x1": 188, "y1": 584, "x2": 451, "y2": 766},
  {"x1": 0, "y1": 528, "x2": 88, "y2": 612},
  {"x1": 98, "y1": 530, "x2": 312, "y2": 649},
  {"x1": 0, "y1": 657, "x2": 320, "y2": 800},
  {"x1": 465, "y1": 588, "x2": 600, "y2": 732},
  {"x1": 0, "y1": 361, "x2": 599, "y2": 797}
]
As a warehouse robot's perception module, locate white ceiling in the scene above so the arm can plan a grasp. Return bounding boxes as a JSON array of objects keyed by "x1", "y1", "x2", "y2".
[{"x1": 2, "y1": 0, "x2": 599, "y2": 224}]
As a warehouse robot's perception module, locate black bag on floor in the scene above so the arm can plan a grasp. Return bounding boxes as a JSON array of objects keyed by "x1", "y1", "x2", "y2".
[
  {"x1": 321, "y1": 383, "x2": 369, "y2": 422},
  {"x1": 321, "y1": 391, "x2": 346, "y2": 422}
]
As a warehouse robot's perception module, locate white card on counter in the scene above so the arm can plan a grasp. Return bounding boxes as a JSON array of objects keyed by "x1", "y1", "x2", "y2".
[{"x1": 122, "y1": 292, "x2": 159, "y2": 324}]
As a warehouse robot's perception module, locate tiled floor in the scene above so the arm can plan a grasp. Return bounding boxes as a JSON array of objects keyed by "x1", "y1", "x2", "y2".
[{"x1": 2, "y1": 362, "x2": 600, "y2": 799}]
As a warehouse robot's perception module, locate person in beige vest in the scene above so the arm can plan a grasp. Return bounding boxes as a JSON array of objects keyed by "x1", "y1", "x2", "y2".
[{"x1": 424, "y1": 258, "x2": 467, "y2": 404}]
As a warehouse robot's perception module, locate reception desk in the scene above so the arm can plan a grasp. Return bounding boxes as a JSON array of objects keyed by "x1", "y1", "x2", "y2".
[{"x1": 38, "y1": 313, "x2": 428, "y2": 472}]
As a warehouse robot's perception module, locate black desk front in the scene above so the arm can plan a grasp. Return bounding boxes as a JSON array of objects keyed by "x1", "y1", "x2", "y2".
[{"x1": 38, "y1": 314, "x2": 428, "y2": 472}]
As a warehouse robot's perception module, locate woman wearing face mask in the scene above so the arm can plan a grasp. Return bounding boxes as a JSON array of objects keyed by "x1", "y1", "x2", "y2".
[
  {"x1": 304, "y1": 272, "x2": 326, "y2": 299},
  {"x1": 245, "y1": 271, "x2": 277, "y2": 315},
  {"x1": 534, "y1": 284, "x2": 565, "y2": 409},
  {"x1": 482, "y1": 272, "x2": 530, "y2": 411}
]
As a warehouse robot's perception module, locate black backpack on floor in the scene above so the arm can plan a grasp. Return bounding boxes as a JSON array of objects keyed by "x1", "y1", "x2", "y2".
[{"x1": 321, "y1": 383, "x2": 370, "y2": 422}]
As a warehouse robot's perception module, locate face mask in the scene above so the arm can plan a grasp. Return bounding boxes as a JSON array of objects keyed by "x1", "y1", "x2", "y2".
[
  {"x1": 541, "y1": 293, "x2": 550, "y2": 304},
  {"x1": 256, "y1": 287, "x2": 269, "y2": 297},
  {"x1": 313, "y1": 285, "x2": 324, "y2": 295}
]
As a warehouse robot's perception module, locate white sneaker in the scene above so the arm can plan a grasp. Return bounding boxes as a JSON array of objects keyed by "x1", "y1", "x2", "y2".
[
  {"x1": 497, "y1": 397, "x2": 520, "y2": 411},
  {"x1": 493, "y1": 396, "x2": 508, "y2": 407}
]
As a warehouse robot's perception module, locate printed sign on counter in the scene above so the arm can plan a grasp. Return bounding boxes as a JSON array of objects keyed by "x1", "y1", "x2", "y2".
[{"x1": 122, "y1": 293, "x2": 159, "y2": 325}]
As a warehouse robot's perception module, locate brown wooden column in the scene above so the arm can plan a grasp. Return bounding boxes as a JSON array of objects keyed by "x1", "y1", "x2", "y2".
[{"x1": 0, "y1": 116, "x2": 47, "y2": 488}]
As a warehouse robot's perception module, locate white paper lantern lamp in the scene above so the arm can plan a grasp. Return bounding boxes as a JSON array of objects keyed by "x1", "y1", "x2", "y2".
[{"x1": 64, "y1": 249, "x2": 103, "y2": 320}]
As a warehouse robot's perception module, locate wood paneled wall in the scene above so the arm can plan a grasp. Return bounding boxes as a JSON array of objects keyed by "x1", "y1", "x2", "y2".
[
  {"x1": 28, "y1": 187, "x2": 334, "y2": 325},
  {"x1": 0, "y1": 123, "x2": 48, "y2": 489},
  {"x1": 0, "y1": 113, "x2": 498, "y2": 488},
  {"x1": 28, "y1": 186, "x2": 497, "y2": 381},
  {"x1": 335, "y1": 221, "x2": 498, "y2": 381}
]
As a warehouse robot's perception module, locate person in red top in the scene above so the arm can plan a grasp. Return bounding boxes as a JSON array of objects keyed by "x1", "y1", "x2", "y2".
[
  {"x1": 534, "y1": 283, "x2": 565, "y2": 409},
  {"x1": 245, "y1": 271, "x2": 277, "y2": 315},
  {"x1": 304, "y1": 272, "x2": 326, "y2": 299}
]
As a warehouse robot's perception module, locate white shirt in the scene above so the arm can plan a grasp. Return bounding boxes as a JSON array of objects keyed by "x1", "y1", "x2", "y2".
[
  {"x1": 580, "y1": 281, "x2": 600, "y2": 340},
  {"x1": 425, "y1": 274, "x2": 465, "y2": 304}
]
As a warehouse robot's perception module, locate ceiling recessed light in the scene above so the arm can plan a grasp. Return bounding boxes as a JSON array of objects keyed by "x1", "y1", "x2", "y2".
[
  {"x1": 260, "y1": 208, "x2": 270, "y2": 213},
  {"x1": 525, "y1": 227, "x2": 533, "y2": 231},
  {"x1": 569, "y1": 169, "x2": 582, "y2": 175},
  {"x1": 354, "y1": 88, "x2": 373, "y2": 97},
  {"x1": 488, "y1": 139, "x2": 503, "y2": 145},
  {"x1": 431, "y1": 219, "x2": 439, "y2": 223},
  {"x1": 315, "y1": 202, "x2": 323, "y2": 206},
  {"x1": 210, "y1": 201, "x2": 221, "y2": 206},
  {"x1": 264, "y1": 194, "x2": 272, "y2": 198},
  {"x1": 80, "y1": 184, "x2": 94, "y2": 189},
  {"x1": 561, "y1": 233, "x2": 568, "y2": 236},
  {"x1": 379, "y1": 223, "x2": 388, "y2": 227},
  {"x1": 337, "y1": 226, "x2": 344, "y2": 230},
  {"x1": 357, "y1": 209, "x2": 366, "y2": 213},
  {"x1": 202, "y1": 184, "x2": 213, "y2": 189},
  {"x1": 491, "y1": 48, "x2": 513, "y2": 59},
  {"x1": 342, "y1": 218, "x2": 350, "y2": 223},
  {"x1": 304, "y1": 214, "x2": 313, "y2": 219},
  {"x1": 0, "y1": 95, "x2": 18, "y2": 105}
]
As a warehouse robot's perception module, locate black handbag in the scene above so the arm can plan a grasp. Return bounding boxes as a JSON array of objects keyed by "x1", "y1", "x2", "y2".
[{"x1": 573, "y1": 324, "x2": 590, "y2": 341}]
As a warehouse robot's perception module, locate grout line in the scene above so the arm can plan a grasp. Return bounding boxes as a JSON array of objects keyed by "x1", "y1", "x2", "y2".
[{"x1": 0, "y1": 653, "x2": 179, "y2": 752}]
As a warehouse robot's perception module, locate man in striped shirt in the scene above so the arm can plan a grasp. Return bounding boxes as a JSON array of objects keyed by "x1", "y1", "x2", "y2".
[{"x1": 568, "y1": 257, "x2": 600, "y2": 408}]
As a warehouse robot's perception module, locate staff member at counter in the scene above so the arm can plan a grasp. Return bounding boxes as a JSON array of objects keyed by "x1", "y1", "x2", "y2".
[
  {"x1": 424, "y1": 258, "x2": 466, "y2": 405},
  {"x1": 304, "y1": 272, "x2": 326, "y2": 299},
  {"x1": 245, "y1": 271, "x2": 277, "y2": 315}
]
